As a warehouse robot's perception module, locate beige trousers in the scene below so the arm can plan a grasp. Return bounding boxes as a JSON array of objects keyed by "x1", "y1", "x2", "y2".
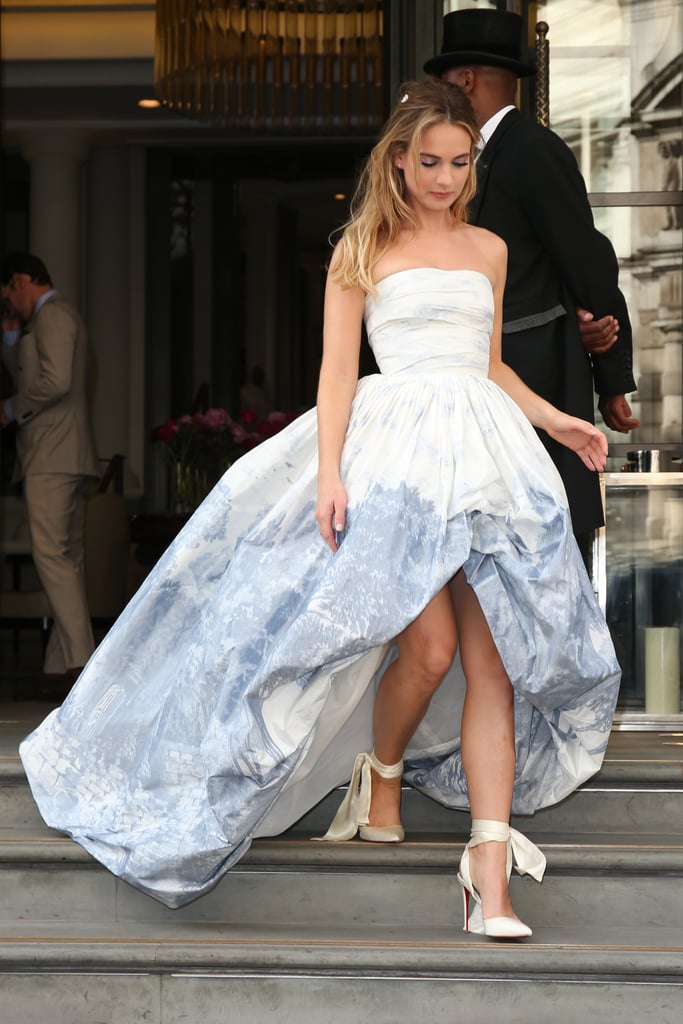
[{"x1": 23, "y1": 473, "x2": 95, "y2": 674}]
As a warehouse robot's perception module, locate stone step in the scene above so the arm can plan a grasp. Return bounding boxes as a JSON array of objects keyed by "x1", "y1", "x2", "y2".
[
  {"x1": 2, "y1": 765, "x2": 682, "y2": 838},
  {"x1": 2, "y1": 707, "x2": 682, "y2": 836},
  {"x1": 4, "y1": 707, "x2": 681, "y2": 781},
  {"x1": 289, "y1": 783, "x2": 683, "y2": 836},
  {"x1": 0, "y1": 919, "x2": 681, "y2": 1024},
  {"x1": 1, "y1": 833, "x2": 682, "y2": 928},
  {"x1": 4, "y1": 733, "x2": 682, "y2": 784},
  {"x1": 1, "y1": 710, "x2": 682, "y2": 1023}
]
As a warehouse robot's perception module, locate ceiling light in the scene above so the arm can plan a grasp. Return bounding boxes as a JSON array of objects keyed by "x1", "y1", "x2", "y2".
[{"x1": 154, "y1": 0, "x2": 384, "y2": 131}]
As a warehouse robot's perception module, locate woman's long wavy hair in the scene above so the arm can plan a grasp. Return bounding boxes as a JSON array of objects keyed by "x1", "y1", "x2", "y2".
[{"x1": 331, "y1": 80, "x2": 480, "y2": 294}]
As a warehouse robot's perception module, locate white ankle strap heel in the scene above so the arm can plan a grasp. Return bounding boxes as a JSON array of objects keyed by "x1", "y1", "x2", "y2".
[
  {"x1": 469, "y1": 819, "x2": 546, "y2": 881},
  {"x1": 313, "y1": 749, "x2": 405, "y2": 843},
  {"x1": 457, "y1": 819, "x2": 545, "y2": 939}
]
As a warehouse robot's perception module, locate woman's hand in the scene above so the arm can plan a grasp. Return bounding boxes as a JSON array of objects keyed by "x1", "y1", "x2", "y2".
[
  {"x1": 316, "y1": 474, "x2": 348, "y2": 552},
  {"x1": 545, "y1": 414, "x2": 608, "y2": 471}
]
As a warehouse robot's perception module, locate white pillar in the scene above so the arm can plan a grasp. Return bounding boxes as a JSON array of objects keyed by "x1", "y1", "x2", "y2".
[
  {"x1": 19, "y1": 131, "x2": 88, "y2": 307},
  {"x1": 85, "y1": 146, "x2": 145, "y2": 495}
]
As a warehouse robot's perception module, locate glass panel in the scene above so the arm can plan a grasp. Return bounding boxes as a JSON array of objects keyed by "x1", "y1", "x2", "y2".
[
  {"x1": 603, "y1": 475, "x2": 683, "y2": 712},
  {"x1": 535, "y1": 1, "x2": 683, "y2": 457},
  {"x1": 588, "y1": 205, "x2": 683, "y2": 449},
  {"x1": 536, "y1": 0, "x2": 682, "y2": 195}
]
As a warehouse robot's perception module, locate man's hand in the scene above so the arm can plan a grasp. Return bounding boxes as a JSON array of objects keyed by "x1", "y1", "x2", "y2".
[
  {"x1": 1, "y1": 302, "x2": 22, "y2": 334},
  {"x1": 577, "y1": 307, "x2": 618, "y2": 355},
  {"x1": 599, "y1": 394, "x2": 640, "y2": 433}
]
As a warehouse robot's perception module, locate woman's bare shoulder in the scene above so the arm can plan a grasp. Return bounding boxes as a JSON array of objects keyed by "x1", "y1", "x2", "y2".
[{"x1": 463, "y1": 222, "x2": 507, "y2": 257}]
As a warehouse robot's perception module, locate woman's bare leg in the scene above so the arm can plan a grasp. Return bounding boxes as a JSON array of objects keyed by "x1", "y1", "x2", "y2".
[
  {"x1": 369, "y1": 585, "x2": 457, "y2": 827},
  {"x1": 453, "y1": 569, "x2": 517, "y2": 921}
]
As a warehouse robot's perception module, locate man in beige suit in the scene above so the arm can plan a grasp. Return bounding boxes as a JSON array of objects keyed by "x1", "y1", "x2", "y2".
[{"x1": 1, "y1": 253, "x2": 99, "y2": 682}]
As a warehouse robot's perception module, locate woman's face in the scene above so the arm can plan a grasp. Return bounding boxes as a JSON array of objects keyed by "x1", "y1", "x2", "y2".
[{"x1": 395, "y1": 122, "x2": 472, "y2": 213}]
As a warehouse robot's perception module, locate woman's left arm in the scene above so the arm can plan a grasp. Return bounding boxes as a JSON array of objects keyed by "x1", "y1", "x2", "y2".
[{"x1": 487, "y1": 241, "x2": 608, "y2": 472}]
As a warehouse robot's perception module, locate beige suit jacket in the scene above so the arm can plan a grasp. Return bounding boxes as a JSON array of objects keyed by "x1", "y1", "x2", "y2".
[{"x1": 2, "y1": 293, "x2": 99, "y2": 479}]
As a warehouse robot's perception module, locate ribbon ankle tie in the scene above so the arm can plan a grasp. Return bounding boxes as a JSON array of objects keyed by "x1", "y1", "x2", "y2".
[
  {"x1": 469, "y1": 818, "x2": 546, "y2": 882},
  {"x1": 313, "y1": 750, "x2": 403, "y2": 843}
]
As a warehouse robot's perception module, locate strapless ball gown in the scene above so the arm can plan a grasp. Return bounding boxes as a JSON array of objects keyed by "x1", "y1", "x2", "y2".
[{"x1": 20, "y1": 269, "x2": 620, "y2": 908}]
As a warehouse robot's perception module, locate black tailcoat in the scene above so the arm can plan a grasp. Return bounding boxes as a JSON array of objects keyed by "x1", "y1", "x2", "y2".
[{"x1": 472, "y1": 108, "x2": 636, "y2": 535}]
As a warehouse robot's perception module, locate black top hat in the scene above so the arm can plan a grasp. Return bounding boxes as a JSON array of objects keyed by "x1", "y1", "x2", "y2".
[{"x1": 424, "y1": 10, "x2": 536, "y2": 79}]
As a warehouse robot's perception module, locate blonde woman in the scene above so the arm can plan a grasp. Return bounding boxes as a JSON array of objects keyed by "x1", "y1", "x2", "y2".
[
  {"x1": 314, "y1": 79, "x2": 616, "y2": 937},
  {"x1": 21, "y1": 82, "x2": 620, "y2": 935}
]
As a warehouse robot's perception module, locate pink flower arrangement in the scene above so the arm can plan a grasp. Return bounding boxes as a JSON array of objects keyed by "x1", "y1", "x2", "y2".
[
  {"x1": 151, "y1": 407, "x2": 298, "y2": 469},
  {"x1": 151, "y1": 406, "x2": 299, "y2": 512}
]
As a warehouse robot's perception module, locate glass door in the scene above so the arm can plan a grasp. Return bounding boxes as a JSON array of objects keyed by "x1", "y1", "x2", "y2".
[
  {"x1": 597, "y1": 473, "x2": 683, "y2": 725},
  {"x1": 533, "y1": 0, "x2": 683, "y2": 722},
  {"x1": 531, "y1": 0, "x2": 682, "y2": 450}
]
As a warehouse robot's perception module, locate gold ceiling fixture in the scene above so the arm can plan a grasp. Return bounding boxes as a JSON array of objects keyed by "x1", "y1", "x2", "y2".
[{"x1": 154, "y1": 0, "x2": 384, "y2": 133}]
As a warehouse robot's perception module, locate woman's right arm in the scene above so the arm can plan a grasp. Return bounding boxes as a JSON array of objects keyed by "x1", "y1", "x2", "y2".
[{"x1": 315, "y1": 265, "x2": 365, "y2": 552}]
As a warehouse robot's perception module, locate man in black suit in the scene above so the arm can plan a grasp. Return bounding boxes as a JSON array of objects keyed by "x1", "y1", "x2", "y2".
[{"x1": 425, "y1": 9, "x2": 638, "y2": 558}]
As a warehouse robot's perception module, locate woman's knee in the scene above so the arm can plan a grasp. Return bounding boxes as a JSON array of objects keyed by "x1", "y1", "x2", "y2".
[
  {"x1": 395, "y1": 585, "x2": 458, "y2": 691},
  {"x1": 464, "y1": 653, "x2": 513, "y2": 703},
  {"x1": 402, "y1": 627, "x2": 457, "y2": 690}
]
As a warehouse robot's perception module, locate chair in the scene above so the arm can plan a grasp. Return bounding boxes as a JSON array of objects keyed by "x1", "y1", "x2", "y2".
[
  {"x1": 0, "y1": 497, "x2": 52, "y2": 652},
  {"x1": 84, "y1": 491, "x2": 129, "y2": 625}
]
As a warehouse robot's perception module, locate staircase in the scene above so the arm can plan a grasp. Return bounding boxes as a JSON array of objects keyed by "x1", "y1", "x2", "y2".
[{"x1": 1, "y1": 702, "x2": 682, "y2": 1024}]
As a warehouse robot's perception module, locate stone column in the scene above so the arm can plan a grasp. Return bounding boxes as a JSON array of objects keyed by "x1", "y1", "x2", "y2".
[
  {"x1": 85, "y1": 146, "x2": 146, "y2": 495},
  {"x1": 19, "y1": 130, "x2": 88, "y2": 306}
]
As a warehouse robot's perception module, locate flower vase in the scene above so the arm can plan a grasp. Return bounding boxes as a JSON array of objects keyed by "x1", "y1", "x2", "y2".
[
  {"x1": 170, "y1": 461, "x2": 196, "y2": 515},
  {"x1": 195, "y1": 466, "x2": 210, "y2": 504}
]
